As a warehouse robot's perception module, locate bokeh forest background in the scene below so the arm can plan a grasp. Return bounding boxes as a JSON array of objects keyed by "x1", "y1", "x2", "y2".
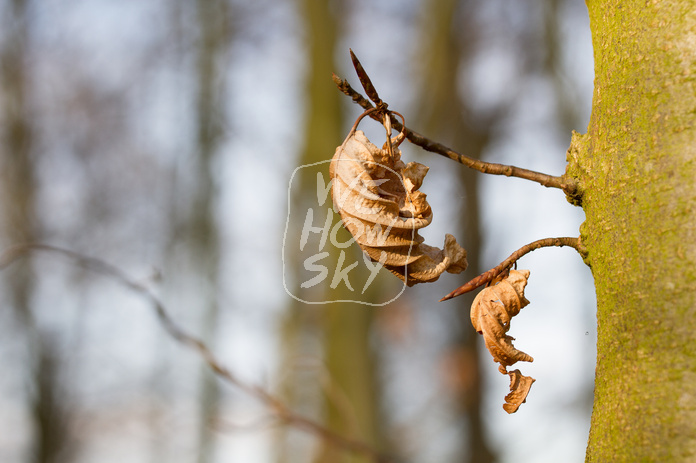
[{"x1": 0, "y1": 0, "x2": 596, "y2": 462}]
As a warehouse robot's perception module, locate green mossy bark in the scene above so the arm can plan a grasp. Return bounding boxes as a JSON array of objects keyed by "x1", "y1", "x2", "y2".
[{"x1": 568, "y1": 1, "x2": 696, "y2": 460}]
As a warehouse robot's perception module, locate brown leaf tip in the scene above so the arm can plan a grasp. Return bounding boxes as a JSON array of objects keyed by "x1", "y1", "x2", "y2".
[{"x1": 503, "y1": 369, "x2": 536, "y2": 414}]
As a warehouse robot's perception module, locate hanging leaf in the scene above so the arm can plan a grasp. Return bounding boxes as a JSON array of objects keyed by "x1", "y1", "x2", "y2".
[
  {"x1": 470, "y1": 269, "x2": 535, "y2": 413},
  {"x1": 330, "y1": 126, "x2": 467, "y2": 286},
  {"x1": 470, "y1": 269, "x2": 533, "y2": 372},
  {"x1": 503, "y1": 369, "x2": 536, "y2": 414}
]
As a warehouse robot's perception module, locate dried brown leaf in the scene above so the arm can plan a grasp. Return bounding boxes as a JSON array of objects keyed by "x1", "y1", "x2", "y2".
[
  {"x1": 503, "y1": 369, "x2": 536, "y2": 414},
  {"x1": 470, "y1": 270, "x2": 537, "y2": 412},
  {"x1": 470, "y1": 269, "x2": 533, "y2": 372},
  {"x1": 330, "y1": 129, "x2": 467, "y2": 285}
]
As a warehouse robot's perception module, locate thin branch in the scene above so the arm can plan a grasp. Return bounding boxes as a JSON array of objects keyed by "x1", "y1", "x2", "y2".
[
  {"x1": 439, "y1": 237, "x2": 582, "y2": 301},
  {"x1": 0, "y1": 243, "x2": 398, "y2": 463},
  {"x1": 332, "y1": 73, "x2": 579, "y2": 195}
]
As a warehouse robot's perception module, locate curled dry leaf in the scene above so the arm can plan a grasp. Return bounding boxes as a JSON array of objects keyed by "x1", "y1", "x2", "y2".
[
  {"x1": 470, "y1": 269, "x2": 533, "y2": 373},
  {"x1": 503, "y1": 369, "x2": 535, "y2": 414},
  {"x1": 471, "y1": 269, "x2": 536, "y2": 413},
  {"x1": 330, "y1": 128, "x2": 467, "y2": 286}
]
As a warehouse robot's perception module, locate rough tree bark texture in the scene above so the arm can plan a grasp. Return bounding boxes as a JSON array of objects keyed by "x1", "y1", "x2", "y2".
[{"x1": 567, "y1": 1, "x2": 696, "y2": 460}]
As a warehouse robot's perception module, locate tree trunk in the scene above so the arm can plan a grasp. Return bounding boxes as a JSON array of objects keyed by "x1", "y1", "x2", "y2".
[
  {"x1": 568, "y1": 1, "x2": 696, "y2": 460},
  {"x1": 304, "y1": 0, "x2": 384, "y2": 459},
  {"x1": 0, "y1": 3, "x2": 75, "y2": 462},
  {"x1": 191, "y1": 1, "x2": 229, "y2": 461},
  {"x1": 277, "y1": 1, "x2": 384, "y2": 462},
  {"x1": 413, "y1": 0, "x2": 497, "y2": 461}
]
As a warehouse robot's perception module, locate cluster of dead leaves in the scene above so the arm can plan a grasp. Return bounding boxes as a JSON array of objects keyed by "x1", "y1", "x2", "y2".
[
  {"x1": 329, "y1": 114, "x2": 534, "y2": 413},
  {"x1": 330, "y1": 128, "x2": 467, "y2": 286},
  {"x1": 471, "y1": 269, "x2": 535, "y2": 413}
]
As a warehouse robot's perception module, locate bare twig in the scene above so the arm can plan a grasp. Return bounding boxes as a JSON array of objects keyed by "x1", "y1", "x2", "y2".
[
  {"x1": 439, "y1": 237, "x2": 582, "y2": 301},
  {"x1": 0, "y1": 243, "x2": 398, "y2": 463},
  {"x1": 332, "y1": 73, "x2": 579, "y2": 195}
]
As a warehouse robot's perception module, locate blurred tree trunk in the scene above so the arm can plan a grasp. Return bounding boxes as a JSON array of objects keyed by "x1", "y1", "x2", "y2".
[
  {"x1": 542, "y1": 0, "x2": 578, "y2": 131},
  {"x1": 0, "y1": 2, "x2": 74, "y2": 462},
  {"x1": 189, "y1": 1, "x2": 230, "y2": 461},
  {"x1": 304, "y1": 0, "x2": 384, "y2": 450},
  {"x1": 571, "y1": 0, "x2": 696, "y2": 460},
  {"x1": 540, "y1": 0, "x2": 588, "y2": 138},
  {"x1": 277, "y1": 0, "x2": 384, "y2": 462},
  {"x1": 0, "y1": 0, "x2": 36, "y2": 320},
  {"x1": 414, "y1": 0, "x2": 496, "y2": 462}
]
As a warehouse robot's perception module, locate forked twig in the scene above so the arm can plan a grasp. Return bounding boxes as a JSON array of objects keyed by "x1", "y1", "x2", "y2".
[
  {"x1": 0, "y1": 243, "x2": 397, "y2": 463},
  {"x1": 439, "y1": 237, "x2": 582, "y2": 301},
  {"x1": 338, "y1": 53, "x2": 583, "y2": 302},
  {"x1": 334, "y1": 53, "x2": 578, "y2": 195}
]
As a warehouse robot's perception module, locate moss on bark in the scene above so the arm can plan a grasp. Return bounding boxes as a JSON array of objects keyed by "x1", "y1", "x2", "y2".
[{"x1": 572, "y1": 1, "x2": 696, "y2": 460}]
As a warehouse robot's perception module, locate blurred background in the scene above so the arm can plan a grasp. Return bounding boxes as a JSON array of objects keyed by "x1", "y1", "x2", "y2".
[{"x1": 0, "y1": 0, "x2": 596, "y2": 462}]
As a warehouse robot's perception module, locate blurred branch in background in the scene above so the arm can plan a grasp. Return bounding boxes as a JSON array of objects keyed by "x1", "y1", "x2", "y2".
[{"x1": 0, "y1": 243, "x2": 397, "y2": 463}]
